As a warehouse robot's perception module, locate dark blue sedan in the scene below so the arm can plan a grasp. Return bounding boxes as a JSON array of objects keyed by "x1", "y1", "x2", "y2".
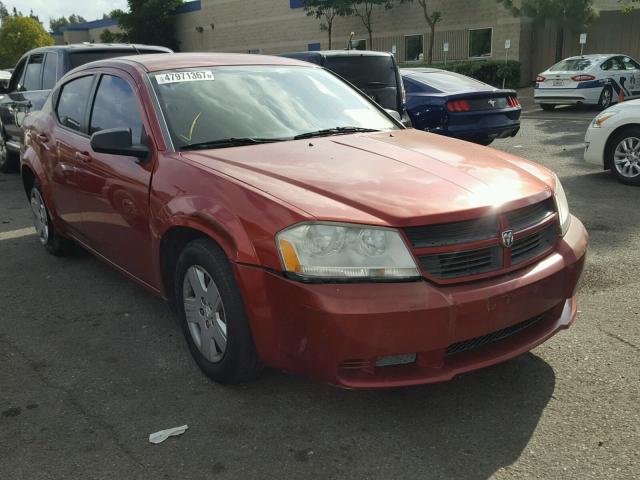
[{"x1": 402, "y1": 68, "x2": 521, "y2": 145}]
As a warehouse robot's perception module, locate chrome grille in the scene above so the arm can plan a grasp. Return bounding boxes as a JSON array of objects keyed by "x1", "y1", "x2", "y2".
[{"x1": 419, "y1": 247, "x2": 502, "y2": 279}]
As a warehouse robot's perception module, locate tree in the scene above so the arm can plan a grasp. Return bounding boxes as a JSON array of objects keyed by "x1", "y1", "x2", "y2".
[
  {"x1": 100, "y1": 28, "x2": 124, "y2": 43},
  {"x1": 111, "y1": 0, "x2": 184, "y2": 51},
  {"x1": 50, "y1": 14, "x2": 88, "y2": 33},
  {"x1": 496, "y1": 0, "x2": 597, "y2": 61},
  {"x1": 303, "y1": 1, "x2": 352, "y2": 49},
  {"x1": 0, "y1": 2, "x2": 8, "y2": 24},
  {"x1": 349, "y1": 1, "x2": 406, "y2": 49},
  {"x1": 0, "y1": 16, "x2": 53, "y2": 67}
]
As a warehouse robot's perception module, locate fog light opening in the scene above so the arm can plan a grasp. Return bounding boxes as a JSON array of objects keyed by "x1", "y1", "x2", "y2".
[{"x1": 375, "y1": 353, "x2": 417, "y2": 368}]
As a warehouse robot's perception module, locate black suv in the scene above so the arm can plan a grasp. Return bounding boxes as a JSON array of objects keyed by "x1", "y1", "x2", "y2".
[
  {"x1": 0, "y1": 43, "x2": 171, "y2": 173},
  {"x1": 279, "y1": 50, "x2": 408, "y2": 122}
]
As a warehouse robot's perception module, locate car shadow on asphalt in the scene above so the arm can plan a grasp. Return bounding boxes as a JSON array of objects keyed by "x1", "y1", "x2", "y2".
[{"x1": 232, "y1": 351, "x2": 555, "y2": 479}]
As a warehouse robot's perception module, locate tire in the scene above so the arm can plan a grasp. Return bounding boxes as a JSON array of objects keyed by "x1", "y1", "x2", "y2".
[
  {"x1": 606, "y1": 126, "x2": 640, "y2": 186},
  {"x1": 175, "y1": 238, "x2": 261, "y2": 384},
  {"x1": 0, "y1": 133, "x2": 19, "y2": 173},
  {"x1": 540, "y1": 104, "x2": 556, "y2": 111},
  {"x1": 598, "y1": 86, "x2": 613, "y2": 110},
  {"x1": 30, "y1": 182, "x2": 73, "y2": 255}
]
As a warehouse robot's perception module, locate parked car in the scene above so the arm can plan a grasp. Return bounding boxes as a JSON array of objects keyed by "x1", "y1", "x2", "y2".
[
  {"x1": 584, "y1": 99, "x2": 640, "y2": 185},
  {"x1": 534, "y1": 54, "x2": 640, "y2": 110},
  {"x1": 0, "y1": 43, "x2": 172, "y2": 173},
  {"x1": 401, "y1": 68, "x2": 521, "y2": 146},
  {"x1": 21, "y1": 53, "x2": 587, "y2": 388},
  {"x1": 278, "y1": 50, "x2": 408, "y2": 121}
]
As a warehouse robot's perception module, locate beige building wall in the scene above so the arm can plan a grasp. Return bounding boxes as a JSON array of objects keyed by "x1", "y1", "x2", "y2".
[{"x1": 175, "y1": 0, "x2": 524, "y2": 63}]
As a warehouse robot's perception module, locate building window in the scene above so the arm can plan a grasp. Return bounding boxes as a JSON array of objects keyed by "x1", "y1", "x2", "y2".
[
  {"x1": 247, "y1": 48, "x2": 261, "y2": 54},
  {"x1": 308, "y1": 42, "x2": 321, "y2": 51},
  {"x1": 351, "y1": 39, "x2": 367, "y2": 51},
  {"x1": 469, "y1": 28, "x2": 492, "y2": 58},
  {"x1": 405, "y1": 34, "x2": 424, "y2": 62},
  {"x1": 290, "y1": 0, "x2": 304, "y2": 8}
]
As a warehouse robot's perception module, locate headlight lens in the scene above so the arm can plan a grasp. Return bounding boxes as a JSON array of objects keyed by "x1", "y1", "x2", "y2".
[
  {"x1": 276, "y1": 222, "x2": 420, "y2": 281},
  {"x1": 554, "y1": 175, "x2": 571, "y2": 236},
  {"x1": 592, "y1": 110, "x2": 618, "y2": 128}
]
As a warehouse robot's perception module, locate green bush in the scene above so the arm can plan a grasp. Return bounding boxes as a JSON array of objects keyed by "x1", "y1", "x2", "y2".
[{"x1": 400, "y1": 60, "x2": 522, "y2": 89}]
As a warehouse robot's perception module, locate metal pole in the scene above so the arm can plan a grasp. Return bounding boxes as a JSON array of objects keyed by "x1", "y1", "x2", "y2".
[{"x1": 502, "y1": 48, "x2": 508, "y2": 89}]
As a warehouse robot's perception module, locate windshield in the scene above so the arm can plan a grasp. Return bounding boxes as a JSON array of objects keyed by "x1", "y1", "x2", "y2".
[
  {"x1": 324, "y1": 56, "x2": 397, "y2": 88},
  {"x1": 407, "y1": 71, "x2": 489, "y2": 93},
  {"x1": 150, "y1": 66, "x2": 397, "y2": 149},
  {"x1": 549, "y1": 58, "x2": 594, "y2": 72}
]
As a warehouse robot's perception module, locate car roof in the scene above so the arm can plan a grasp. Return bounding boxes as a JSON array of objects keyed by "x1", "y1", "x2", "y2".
[
  {"x1": 562, "y1": 54, "x2": 625, "y2": 61},
  {"x1": 282, "y1": 50, "x2": 392, "y2": 58},
  {"x1": 24, "y1": 43, "x2": 172, "y2": 55},
  {"x1": 80, "y1": 52, "x2": 317, "y2": 73},
  {"x1": 401, "y1": 68, "x2": 448, "y2": 75}
]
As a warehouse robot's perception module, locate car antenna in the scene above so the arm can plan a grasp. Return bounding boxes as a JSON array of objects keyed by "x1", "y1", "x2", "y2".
[{"x1": 130, "y1": 42, "x2": 141, "y2": 55}]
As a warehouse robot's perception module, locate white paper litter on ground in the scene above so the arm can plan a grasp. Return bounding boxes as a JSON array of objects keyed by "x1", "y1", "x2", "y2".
[{"x1": 148, "y1": 425, "x2": 189, "y2": 444}]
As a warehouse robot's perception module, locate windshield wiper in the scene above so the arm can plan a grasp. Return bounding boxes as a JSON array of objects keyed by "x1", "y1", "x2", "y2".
[
  {"x1": 293, "y1": 127, "x2": 380, "y2": 140},
  {"x1": 180, "y1": 137, "x2": 286, "y2": 151}
]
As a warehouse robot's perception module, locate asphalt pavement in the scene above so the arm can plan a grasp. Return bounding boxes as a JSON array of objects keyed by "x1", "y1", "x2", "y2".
[{"x1": 1, "y1": 104, "x2": 639, "y2": 479}]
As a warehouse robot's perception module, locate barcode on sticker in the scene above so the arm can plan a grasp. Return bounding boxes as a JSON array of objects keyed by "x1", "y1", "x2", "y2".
[{"x1": 156, "y1": 71, "x2": 215, "y2": 85}]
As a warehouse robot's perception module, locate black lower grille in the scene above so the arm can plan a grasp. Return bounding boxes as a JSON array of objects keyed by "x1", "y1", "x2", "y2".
[
  {"x1": 419, "y1": 246, "x2": 502, "y2": 279},
  {"x1": 446, "y1": 313, "x2": 546, "y2": 357},
  {"x1": 512, "y1": 225, "x2": 557, "y2": 264}
]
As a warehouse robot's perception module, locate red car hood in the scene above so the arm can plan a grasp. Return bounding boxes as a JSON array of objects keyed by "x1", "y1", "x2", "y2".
[{"x1": 183, "y1": 129, "x2": 555, "y2": 227}]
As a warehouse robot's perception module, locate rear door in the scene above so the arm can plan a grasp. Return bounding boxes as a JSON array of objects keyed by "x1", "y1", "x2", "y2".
[
  {"x1": 74, "y1": 71, "x2": 156, "y2": 284},
  {"x1": 48, "y1": 74, "x2": 96, "y2": 234}
]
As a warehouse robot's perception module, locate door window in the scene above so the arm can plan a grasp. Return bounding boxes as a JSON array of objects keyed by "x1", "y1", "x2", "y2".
[
  {"x1": 23, "y1": 54, "x2": 44, "y2": 91},
  {"x1": 89, "y1": 75, "x2": 145, "y2": 144},
  {"x1": 42, "y1": 52, "x2": 58, "y2": 90},
  {"x1": 56, "y1": 76, "x2": 94, "y2": 132},
  {"x1": 9, "y1": 57, "x2": 27, "y2": 92}
]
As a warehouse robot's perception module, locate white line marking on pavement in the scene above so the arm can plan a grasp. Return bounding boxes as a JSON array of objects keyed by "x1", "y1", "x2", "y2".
[{"x1": 0, "y1": 227, "x2": 36, "y2": 241}]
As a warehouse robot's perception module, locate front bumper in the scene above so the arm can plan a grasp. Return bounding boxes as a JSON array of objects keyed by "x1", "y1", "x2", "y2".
[
  {"x1": 584, "y1": 125, "x2": 611, "y2": 168},
  {"x1": 236, "y1": 216, "x2": 588, "y2": 388}
]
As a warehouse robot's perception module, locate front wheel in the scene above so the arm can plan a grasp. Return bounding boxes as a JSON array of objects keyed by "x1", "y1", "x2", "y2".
[
  {"x1": 607, "y1": 127, "x2": 640, "y2": 185},
  {"x1": 175, "y1": 238, "x2": 261, "y2": 384},
  {"x1": 475, "y1": 137, "x2": 494, "y2": 146},
  {"x1": 30, "y1": 183, "x2": 73, "y2": 255},
  {"x1": 540, "y1": 104, "x2": 556, "y2": 111},
  {"x1": 598, "y1": 86, "x2": 613, "y2": 109}
]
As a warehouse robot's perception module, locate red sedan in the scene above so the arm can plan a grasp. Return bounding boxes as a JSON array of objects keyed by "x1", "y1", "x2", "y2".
[{"x1": 21, "y1": 53, "x2": 588, "y2": 388}]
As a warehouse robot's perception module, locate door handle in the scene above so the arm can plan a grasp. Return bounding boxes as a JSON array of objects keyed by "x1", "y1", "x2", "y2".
[
  {"x1": 36, "y1": 133, "x2": 48, "y2": 143},
  {"x1": 76, "y1": 151, "x2": 91, "y2": 163}
]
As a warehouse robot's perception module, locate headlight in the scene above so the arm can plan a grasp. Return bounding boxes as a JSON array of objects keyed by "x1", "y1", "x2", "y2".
[
  {"x1": 554, "y1": 175, "x2": 571, "y2": 236},
  {"x1": 276, "y1": 222, "x2": 420, "y2": 281},
  {"x1": 592, "y1": 110, "x2": 619, "y2": 128}
]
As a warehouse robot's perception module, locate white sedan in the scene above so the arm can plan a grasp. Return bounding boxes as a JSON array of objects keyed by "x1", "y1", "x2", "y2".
[
  {"x1": 584, "y1": 99, "x2": 640, "y2": 185},
  {"x1": 535, "y1": 54, "x2": 640, "y2": 110}
]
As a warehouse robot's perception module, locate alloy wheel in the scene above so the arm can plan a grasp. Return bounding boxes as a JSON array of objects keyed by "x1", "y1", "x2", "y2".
[
  {"x1": 30, "y1": 188, "x2": 49, "y2": 245},
  {"x1": 601, "y1": 88, "x2": 612, "y2": 108},
  {"x1": 614, "y1": 136, "x2": 640, "y2": 178},
  {"x1": 182, "y1": 265, "x2": 228, "y2": 363}
]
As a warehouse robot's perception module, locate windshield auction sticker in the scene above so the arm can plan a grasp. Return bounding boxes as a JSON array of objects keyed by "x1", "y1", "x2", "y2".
[{"x1": 155, "y1": 71, "x2": 215, "y2": 85}]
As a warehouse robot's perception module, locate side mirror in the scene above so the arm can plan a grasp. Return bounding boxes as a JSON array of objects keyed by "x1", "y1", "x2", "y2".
[
  {"x1": 385, "y1": 109, "x2": 402, "y2": 122},
  {"x1": 90, "y1": 128, "x2": 149, "y2": 159}
]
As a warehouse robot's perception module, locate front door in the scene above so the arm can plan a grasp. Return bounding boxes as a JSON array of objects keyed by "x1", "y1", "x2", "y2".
[{"x1": 74, "y1": 72, "x2": 156, "y2": 285}]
